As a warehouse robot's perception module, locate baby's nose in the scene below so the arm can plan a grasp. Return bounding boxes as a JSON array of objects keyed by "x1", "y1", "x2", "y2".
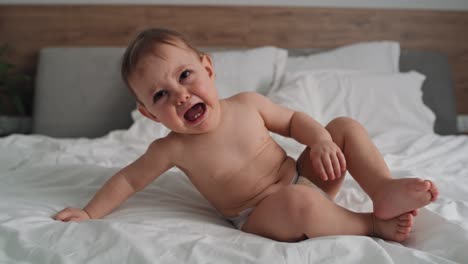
[{"x1": 177, "y1": 94, "x2": 191, "y2": 106}]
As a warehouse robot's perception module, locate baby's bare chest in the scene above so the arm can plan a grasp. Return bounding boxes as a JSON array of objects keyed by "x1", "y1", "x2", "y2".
[
  {"x1": 180, "y1": 111, "x2": 271, "y2": 176},
  {"x1": 173, "y1": 105, "x2": 290, "y2": 213}
]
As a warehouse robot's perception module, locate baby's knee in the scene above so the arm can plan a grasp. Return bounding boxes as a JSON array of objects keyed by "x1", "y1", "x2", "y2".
[{"x1": 326, "y1": 116, "x2": 364, "y2": 134}]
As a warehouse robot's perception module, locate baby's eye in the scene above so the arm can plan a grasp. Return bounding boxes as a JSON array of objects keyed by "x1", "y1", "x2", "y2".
[
  {"x1": 153, "y1": 90, "x2": 168, "y2": 103},
  {"x1": 179, "y1": 70, "x2": 191, "y2": 82}
]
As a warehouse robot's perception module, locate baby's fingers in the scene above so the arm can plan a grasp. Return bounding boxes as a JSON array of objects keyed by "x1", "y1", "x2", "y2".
[
  {"x1": 54, "y1": 207, "x2": 84, "y2": 222},
  {"x1": 54, "y1": 208, "x2": 72, "y2": 221},
  {"x1": 330, "y1": 154, "x2": 341, "y2": 179},
  {"x1": 321, "y1": 155, "x2": 335, "y2": 180},
  {"x1": 312, "y1": 158, "x2": 328, "y2": 181},
  {"x1": 337, "y1": 151, "x2": 347, "y2": 175}
]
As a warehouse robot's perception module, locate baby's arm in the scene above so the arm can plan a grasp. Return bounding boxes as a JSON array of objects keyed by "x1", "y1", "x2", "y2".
[
  {"x1": 244, "y1": 92, "x2": 346, "y2": 181},
  {"x1": 289, "y1": 112, "x2": 347, "y2": 180},
  {"x1": 54, "y1": 138, "x2": 174, "y2": 222}
]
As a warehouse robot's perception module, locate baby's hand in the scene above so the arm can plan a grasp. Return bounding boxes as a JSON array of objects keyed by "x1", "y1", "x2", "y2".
[
  {"x1": 54, "y1": 207, "x2": 91, "y2": 222},
  {"x1": 308, "y1": 140, "x2": 346, "y2": 181}
]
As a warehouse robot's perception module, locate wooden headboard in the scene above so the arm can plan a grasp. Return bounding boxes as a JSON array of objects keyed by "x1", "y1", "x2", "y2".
[{"x1": 1, "y1": 5, "x2": 467, "y2": 114}]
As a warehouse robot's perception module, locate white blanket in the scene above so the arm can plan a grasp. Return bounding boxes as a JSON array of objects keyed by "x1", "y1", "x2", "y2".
[{"x1": 1, "y1": 129, "x2": 468, "y2": 264}]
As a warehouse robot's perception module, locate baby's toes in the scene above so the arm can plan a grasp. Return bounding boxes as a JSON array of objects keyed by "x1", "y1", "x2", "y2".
[
  {"x1": 428, "y1": 181, "x2": 439, "y2": 201},
  {"x1": 410, "y1": 209, "x2": 419, "y2": 216},
  {"x1": 398, "y1": 220, "x2": 412, "y2": 227},
  {"x1": 394, "y1": 231, "x2": 410, "y2": 242},
  {"x1": 397, "y1": 226, "x2": 411, "y2": 234},
  {"x1": 412, "y1": 178, "x2": 430, "y2": 191},
  {"x1": 398, "y1": 213, "x2": 413, "y2": 221}
]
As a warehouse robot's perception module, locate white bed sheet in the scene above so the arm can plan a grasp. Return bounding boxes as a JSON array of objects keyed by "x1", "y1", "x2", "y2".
[{"x1": 1, "y1": 128, "x2": 468, "y2": 264}]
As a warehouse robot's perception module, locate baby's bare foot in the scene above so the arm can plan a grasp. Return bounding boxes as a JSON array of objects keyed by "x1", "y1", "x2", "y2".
[
  {"x1": 373, "y1": 178, "x2": 438, "y2": 220},
  {"x1": 372, "y1": 212, "x2": 414, "y2": 242}
]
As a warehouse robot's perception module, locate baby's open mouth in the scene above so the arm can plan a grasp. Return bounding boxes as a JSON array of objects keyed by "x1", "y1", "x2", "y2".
[{"x1": 184, "y1": 103, "x2": 206, "y2": 122}]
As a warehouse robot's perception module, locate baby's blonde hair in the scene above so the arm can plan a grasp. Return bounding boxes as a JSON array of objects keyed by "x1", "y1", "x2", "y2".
[{"x1": 121, "y1": 28, "x2": 202, "y2": 103}]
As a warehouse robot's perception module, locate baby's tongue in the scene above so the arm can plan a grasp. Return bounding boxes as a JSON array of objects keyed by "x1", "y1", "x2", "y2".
[{"x1": 184, "y1": 103, "x2": 203, "y2": 121}]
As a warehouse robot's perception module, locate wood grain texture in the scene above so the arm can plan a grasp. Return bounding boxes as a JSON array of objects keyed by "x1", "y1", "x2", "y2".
[{"x1": 1, "y1": 5, "x2": 467, "y2": 113}]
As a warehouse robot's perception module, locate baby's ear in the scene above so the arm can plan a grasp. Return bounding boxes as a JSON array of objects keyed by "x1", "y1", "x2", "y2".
[
  {"x1": 138, "y1": 104, "x2": 160, "y2": 123},
  {"x1": 200, "y1": 54, "x2": 215, "y2": 78}
]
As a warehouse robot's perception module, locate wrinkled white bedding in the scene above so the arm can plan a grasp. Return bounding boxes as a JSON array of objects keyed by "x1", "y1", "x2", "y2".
[{"x1": 1, "y1": 128, "x2": 468, "y2": 264}]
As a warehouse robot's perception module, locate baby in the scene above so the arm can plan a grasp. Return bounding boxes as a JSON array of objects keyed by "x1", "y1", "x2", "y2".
[{"x1": 55, "y1": 28, "x2": 439, "y2": 243}]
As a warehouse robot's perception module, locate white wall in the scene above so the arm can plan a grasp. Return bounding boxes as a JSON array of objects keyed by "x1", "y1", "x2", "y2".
[{"x1": 1, "y1": 0, "x2": 468, "y2": 11}]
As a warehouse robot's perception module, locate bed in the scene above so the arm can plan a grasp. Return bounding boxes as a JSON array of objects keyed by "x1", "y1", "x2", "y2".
[{"x1": 1, "y1": 5, "x2": 468, "y2": 264}]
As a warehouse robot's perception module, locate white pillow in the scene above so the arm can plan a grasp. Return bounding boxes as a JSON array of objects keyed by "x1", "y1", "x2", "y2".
[
  {"x1": 268, "y1": 72, "x2": 322, "y2": 120},
  {"x1": 267, "y1": 75, "x2": 321, "y2": 159},
  {"x1": 285, "y1": 41, "x2": 399, "y2": 75},
  {"x1": 125, "y1": 110, "x2": 171, "y2": 146},
  {"x1": 128, "y1": 46, "x2": 288, "y2": 143},
  {"x1": 210, "y1": 46, "x2": 288, "y2": 98},
  {"x1": 271, "y1": 71, "x2": 435, "y2": 138}
]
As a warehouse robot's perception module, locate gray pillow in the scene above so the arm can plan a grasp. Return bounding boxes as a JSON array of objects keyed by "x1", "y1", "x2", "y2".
[
  {"x1": 33, "y1": 47, "x2": 135, "y2": 138},
  {"x1": 399, "y1": 50, "x2": 457, "y2": 135}
]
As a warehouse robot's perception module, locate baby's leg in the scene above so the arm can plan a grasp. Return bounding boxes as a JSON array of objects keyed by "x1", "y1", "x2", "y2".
[
  {"x1": 322, "y1": 117, "x2": 439, "y2": 219},
  {"x1": 297, "y1": 147, "x2": 345, "y2": 199},
  {"x1": 242, "y1": 185, "x2": 414, "y2": 242}
]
